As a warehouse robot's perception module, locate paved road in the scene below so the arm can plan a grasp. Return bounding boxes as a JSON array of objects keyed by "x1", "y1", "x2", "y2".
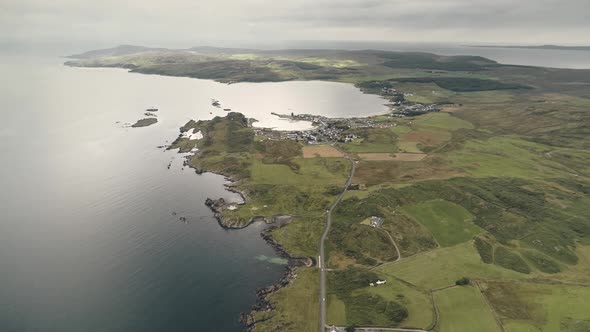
[
  {"x1": 331, "y1": 326, "x2": 428, "y2": 332},
  {"x1": 319, "y1": 151, "x2": 356, "y2": 332}
]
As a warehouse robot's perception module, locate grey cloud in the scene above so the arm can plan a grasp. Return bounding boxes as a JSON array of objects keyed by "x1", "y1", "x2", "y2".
[{"x1": 1, "y1": 0, "x2": 588, "y2": 47}]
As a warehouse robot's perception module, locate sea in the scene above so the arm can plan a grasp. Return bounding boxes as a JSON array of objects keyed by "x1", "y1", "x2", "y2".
[{"x1": 0, "y1": 44, "x2": 586, "y2": 332}]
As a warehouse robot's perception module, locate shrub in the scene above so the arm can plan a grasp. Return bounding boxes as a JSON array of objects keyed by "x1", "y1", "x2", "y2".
[
  {"x1": 494, "y1": 247, "x2": 531, "y2": 274},
  {"x1": 455, "y1": 277, "x2": 471, "y2": 286},
  {"x1": 474, "y1": 237, "x2": 494, "y2": 264}
]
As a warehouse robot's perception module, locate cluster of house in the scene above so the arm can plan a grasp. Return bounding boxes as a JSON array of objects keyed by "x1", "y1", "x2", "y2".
[
  {"x1": 393, "y1": 103, "x2": 440, "y2": 117},
  {"x1": 369, "y1": 216, "x2": 384, "y2": 228},
  {"x1": 256, "y1": 113, "x2": 386, "y2": 145}
]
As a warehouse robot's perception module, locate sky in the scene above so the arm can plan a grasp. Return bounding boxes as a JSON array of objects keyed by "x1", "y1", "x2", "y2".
[{"x1": 1, "y1": 0, "x2": 589, "y2": 49}]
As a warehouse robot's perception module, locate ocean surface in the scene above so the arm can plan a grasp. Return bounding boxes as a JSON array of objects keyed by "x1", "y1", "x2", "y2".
[{"x1": 0, "y1": 53, "x2": 387, "y2": 332}]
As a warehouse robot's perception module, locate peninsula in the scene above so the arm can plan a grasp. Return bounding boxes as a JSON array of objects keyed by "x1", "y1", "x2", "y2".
[
  {"x1": 468, "y1": 44, "x2": 590, "y2": 51},
  {"x1": 68, "y1": 46, "x2": 590, "y2": 332}
]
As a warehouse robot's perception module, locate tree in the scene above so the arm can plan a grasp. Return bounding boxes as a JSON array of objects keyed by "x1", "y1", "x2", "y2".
[{"x1": 455, "y1": 277, "x2": 471, "y2": 286}]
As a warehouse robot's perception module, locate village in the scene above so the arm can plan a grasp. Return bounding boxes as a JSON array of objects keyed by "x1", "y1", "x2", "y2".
[{"x1": 257, "y1": 84, "x2": 441, "y2": 145}]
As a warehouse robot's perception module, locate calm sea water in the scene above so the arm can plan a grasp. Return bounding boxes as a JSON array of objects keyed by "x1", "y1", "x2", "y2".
[{"x1": 0, "y1": 54, "x2": 387, "y2": 332}]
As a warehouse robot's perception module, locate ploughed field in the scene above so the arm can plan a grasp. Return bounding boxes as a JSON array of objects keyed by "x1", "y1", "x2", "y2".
[{"x1": 73, "y1": 45, "x2": 590, "y2": 331}]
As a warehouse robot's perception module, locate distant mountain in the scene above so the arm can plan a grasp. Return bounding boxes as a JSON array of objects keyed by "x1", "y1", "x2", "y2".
[
  {"x1": 67, "y1": 45, "x2": 170, "y2": 59},
  {"x1": 468, "y1": 44, "x2": 590, "y2": 51}
]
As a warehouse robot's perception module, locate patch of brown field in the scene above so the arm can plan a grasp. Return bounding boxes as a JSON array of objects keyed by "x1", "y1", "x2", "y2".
[
  {"x1": 328, "y1": 251, "x2": 359, "y2": 269},
  {"x1": 352, "y1": 158, "x2": 464, "y2": 186},
  {"x1": 403, "y1": 131, "x2": 446, "y2": 146},
  {"x1": 358, "y1": 152, "x2": 427, "y2": 161},
  {"x1": 442, "y1": 105, "x2": 463, "y2": 113},
  {"x1": 302, "y1": 145, "x2": 344, "y2": 158},
  {"x1": 479, "y1": 281, "x2": 544, "y2": 327}
]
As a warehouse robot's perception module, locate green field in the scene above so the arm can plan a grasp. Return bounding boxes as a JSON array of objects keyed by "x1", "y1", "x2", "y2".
[
  {"x1": 250, "y1": 158, "x2": 350, "y2": 186},
  {"x1": 365, "y1": 273, "x2": 434, "y2": 329},
  {"x1": 379, "y1": 242, "x2": 530, "y2": 290},
  {"x1": 327, "y1": 274, "x2": 434, "y2": 329},
  {"x1": 413, "y1": 112, "x2": 474, "y2": 131},
  {"x1": 326, "y1": 295, "x2": 347, "y2": 326},
  {"x1": 402, "y1": 200, "x2": 482, "y2": 247},
  {"x1": 327, "y1": 267, "x2": 409, "y2": 327},
  {"x1": 447, "y1": 136, "x2": 573, "y2": 179},
  {"x1": 254, "y1": 268, "x2": 319, "y2": 332},
  {"x1": 482, "y1": 281, "x2": 590, "y2": 332},
  {"x1": 435, "y1": 286, "x2": 501, "y2": 332}
]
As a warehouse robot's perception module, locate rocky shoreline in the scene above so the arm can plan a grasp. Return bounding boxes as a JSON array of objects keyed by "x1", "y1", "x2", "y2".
[
  {"x1": 205, "y1": 196, "x2": 315, "y2": 331},
  {"x1": 171, "y1": 123, "x2": 315, "y2": 331},
  {"x1": 241, "y1": 223, "x2": 314, "y2": 331},
  {"x1": 202, "y1": 183, "x2": 314, "y2": 331}
]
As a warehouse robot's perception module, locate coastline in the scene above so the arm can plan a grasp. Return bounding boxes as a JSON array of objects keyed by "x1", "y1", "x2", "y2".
[{"x1": 174, "y1": 140, "x2": 315, "y2": 331}]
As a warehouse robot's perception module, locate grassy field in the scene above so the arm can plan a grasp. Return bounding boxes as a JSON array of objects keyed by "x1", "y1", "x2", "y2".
[
  {"x1": 435, "y1": 285, "x2": 501, "y2": 332},
  {"x1": 481, "y1": 281, "x2": 590, "y2": 332},
  {"x1": 326, "y1": 271, "x2": 434, "y2": 328},
  {"x1": 379, "y1": 242, "x2": 530, "y2": 290},
  {"x1": 413, "y1": 112, "x2": 474, "y2": 131},
  {"x1": 447, "y1": 136, "x2": 574, "y2": 180},
  {"x1": 402, "y1": 200, "x2": 482, "y2": 247},
  {"x1": 250, "y1": 158, "x2": 349, "y2": 186},
  {"x1": 327, "y1": 268, "x2": 409, "y2": 327},
  {"x1": 339, "y1": 127, "x2": 399, "y2": 154},
  {"x1": 365, "y1": 272, "x2": 435, "y2": 328},
  {"x1": 270, "y1": 216, "x2": 323, "y2": 258},
  {"x1": 255, "y1": 268, "x2": 319, "y2": 332}
]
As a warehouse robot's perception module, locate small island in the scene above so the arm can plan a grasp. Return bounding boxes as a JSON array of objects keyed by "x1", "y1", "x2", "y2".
[{"x1": 131, "y1": 118, "x2": 158, "y2": 127}]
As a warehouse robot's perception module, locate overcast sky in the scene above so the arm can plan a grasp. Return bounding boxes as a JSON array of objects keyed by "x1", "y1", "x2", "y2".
[{"x1": 1, "y1": 0, "x2": 589, "y2": 48}]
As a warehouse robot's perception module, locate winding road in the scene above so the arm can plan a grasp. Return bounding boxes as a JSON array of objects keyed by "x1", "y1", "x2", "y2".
[{"x1": 319, "y1": 149, "x2": 356, "y2": 332}]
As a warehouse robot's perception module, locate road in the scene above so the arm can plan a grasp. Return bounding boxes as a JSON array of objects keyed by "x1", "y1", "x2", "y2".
[
  {"x1": 331, "y1": 327, "x2": 428, "y2": 332},
  {"x1": 382, "y1": 229, "x2": 401, "y2": 262},
  {"x1": 319, "y1": 150, "x2": 356, "y2": 331}
]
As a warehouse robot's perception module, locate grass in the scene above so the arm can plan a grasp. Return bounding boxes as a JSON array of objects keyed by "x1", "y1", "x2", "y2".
[
  {"x1": 394, "y1": 77, "x2": 531, "y2": 92},
  {"x1": 494, "y1": 247, "x2": 531, "y2": 274},
  {"x1": 548, "y1": 245, "x2": 590, "y2": 285},
  {"x1": 482, "y1": 281, "x2": 590, "y2": 332},
  {"x1": 397, "y1": 140, "x2": 423, "y2": 153},
  {"x1": 339, "y1": 127, "x2": 399, "y2": 154},
  {"x1": 413, "y1": 112, "x2": 474, "y2": 131},
  {"x1": 366, "y1": 272, "x2": 435, "y2": 328},
  {"x1": 327, "y1": 267, "x2": 409, "y2": 326},
  {"x1": 379, "y1": 242, "x2": 530, "y2": 290},
  {"x1": 255, "y1": 268, "x2": 319, "y2": 332},
  {"x1": 271, "y1": 216, "x2": 323, "y2": 258},
  {"x1": 447, "y1": 136, "x2": 574, "y2": 180},
  {"x1": 435, "y1": 285, "x2": 501, "y2": 332},
  {"x1": 328, "y1": 223, "x2": 400, "y2": 266},
  {"x1": 295, "y1": 57, "x2": 364, "y2": 68},
  {"x1": 402, "y1": 199, "x2": 483, "y2": 247},
  {"x1": 326, "y1": 295, "x2": 347, "y2": 326},
  {"x1": 250, "y1": 158, "x2": 349, "y2": 186}
]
